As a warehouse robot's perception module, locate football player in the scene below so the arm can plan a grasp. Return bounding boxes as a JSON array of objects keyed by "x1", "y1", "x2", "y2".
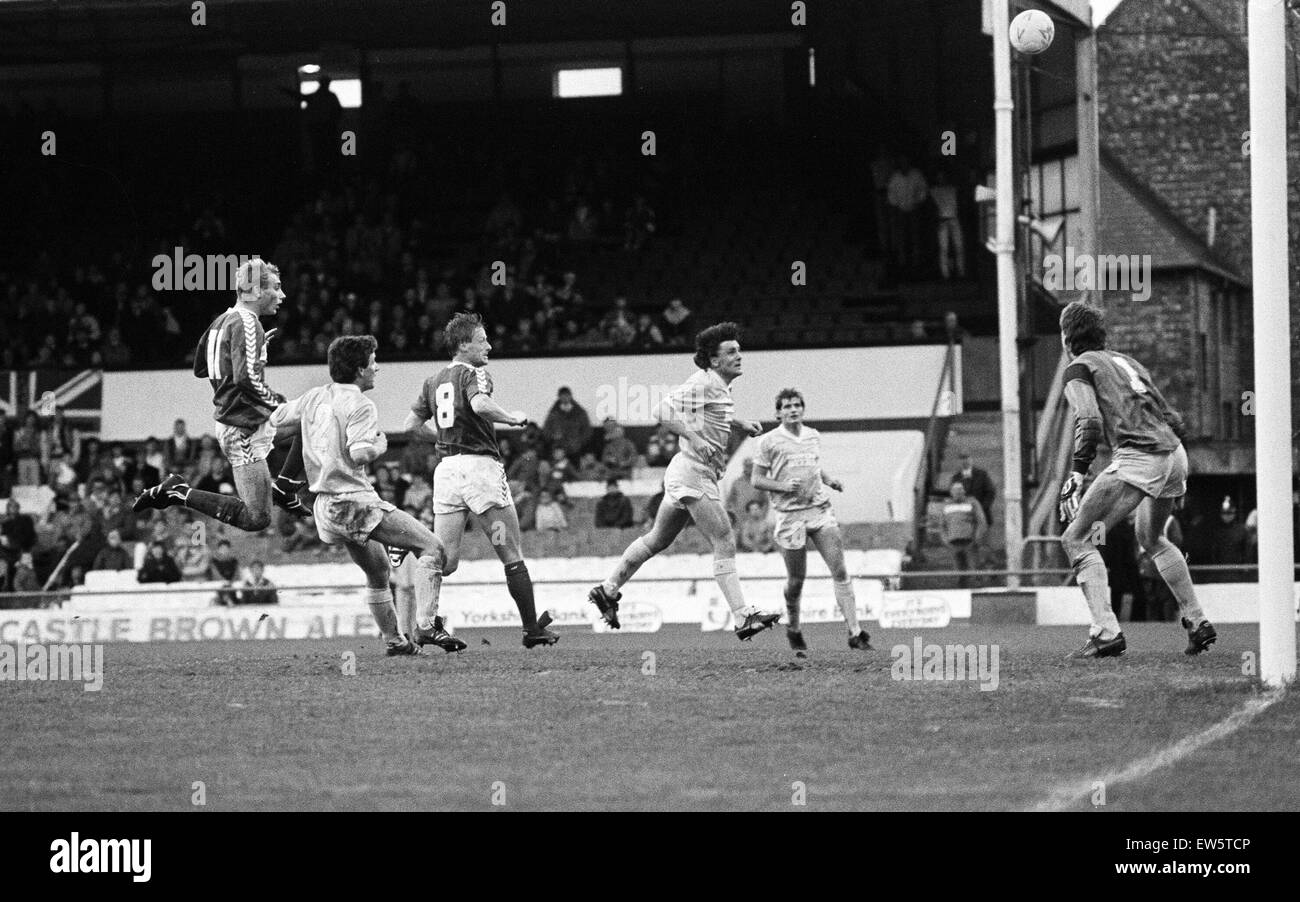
[
  {"x1": 1057, "y1": 301, "x2": 1216, "y2": 658},
  {"x1": 588, "y1": 322, "x2": 781, "y2": 641}
]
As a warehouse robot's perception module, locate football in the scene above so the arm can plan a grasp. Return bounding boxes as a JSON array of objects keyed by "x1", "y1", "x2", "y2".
[{"x1": 1009, "y1": 9, "x2": 1055, "y2": 55}]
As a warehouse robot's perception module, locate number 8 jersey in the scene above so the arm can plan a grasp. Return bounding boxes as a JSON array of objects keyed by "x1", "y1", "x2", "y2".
[
  {"x1": 1063, "y1": 350, "x2": 1180, "y2": 453},
  {"x1": 412, "y1": 361, "x2": 501, "y2": 459}
]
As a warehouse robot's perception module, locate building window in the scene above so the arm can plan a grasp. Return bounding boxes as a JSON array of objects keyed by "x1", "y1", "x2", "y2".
[{"x1": 554, "y1": 67, "x2": 623, "y2": 98}]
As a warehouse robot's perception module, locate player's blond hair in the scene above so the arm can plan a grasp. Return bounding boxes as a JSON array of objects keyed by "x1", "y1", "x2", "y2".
[{"x1": 235, "y1": 257, "x2": 280, "y2": 296}]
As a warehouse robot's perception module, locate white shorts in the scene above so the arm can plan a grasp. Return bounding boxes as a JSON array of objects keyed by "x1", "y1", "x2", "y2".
[
  {"x1": 433, "y1": 454, "x2": 513, "y2": 515},
  {"x1": 216, "y1": 420, "x2": 274, "y2": 468},
  {"x1": 663, "y1": 453, "x2": 722, "y2": 508},
  {"x1": 1104, "y1": 444, "x2": 1187, "y2": 499},
  {"x1": 774, "y1": 502, "x2": 838, "y2": 550},
  {"x1": 314, "y1": 491, "x2": 396, "y2": 547}
]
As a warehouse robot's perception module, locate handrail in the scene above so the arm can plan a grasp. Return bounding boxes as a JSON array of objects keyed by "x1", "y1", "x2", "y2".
[{"x1": 912, "y1": 336, "x2": 957, "y2": 556}]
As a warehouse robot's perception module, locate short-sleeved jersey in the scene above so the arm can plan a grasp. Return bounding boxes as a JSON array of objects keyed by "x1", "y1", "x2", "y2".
[
  {"x1": 270, "y1": 382, "x2": 381, "y2": 496},
  {"x1": 1065, "y1": 349, "x2": 1179, "y2": 453},
  {"x1": 662, "y1": 368, "x2": 734, "y2": 470},
  {"x1": 193, "y1": 307, "x2": 283, "y2": 429},
  {"x1": 413, "y1": 361, "x2": 500, "y2": 459},
  {"x1": 754, "y1": 424, "x2": 830, "y2": 512}
]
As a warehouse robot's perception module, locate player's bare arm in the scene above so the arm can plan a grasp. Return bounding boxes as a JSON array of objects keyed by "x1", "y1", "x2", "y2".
[
  {"x1": 469, "y1": 393, "x2": 528, "y2": 427},
  {"x1": 401, "y1": 409, "x2": 440, "y2": 442},
  {"x1": 820, "y1": 470, "x2": 844, "y2": 492},
  {"x1": 654, "y1": 398, "x2": 720, "y2": 466},
  {"x1": 750, "y1": 461, "x2": 799, "y2": 494}
]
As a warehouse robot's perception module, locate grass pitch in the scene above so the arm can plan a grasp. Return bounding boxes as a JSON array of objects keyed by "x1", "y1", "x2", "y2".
[{"x1": 2, "y1": 622, "x2": 1296, "y2": 811}]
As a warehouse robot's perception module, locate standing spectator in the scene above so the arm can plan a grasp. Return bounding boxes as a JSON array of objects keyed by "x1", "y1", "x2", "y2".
[
  {"x1": 12, "y1": 410, "x2": 44, "y2": 486},
  {"x1": 931, "y1": 169, "x2": 966, "y2": 279},
  {"x1": 138, "y1": 541, "x2": 182, "y2": 584},
  {"x1": 240, "y1": 560, "x2": 279, "y2": 606},
  {"x1": 594, "y1": 478, "x2": 634, "y2": 529},
  {"x1": 886, "y1": 156, "x2": 929, "y2": 274},
  {"x1": 623, "y1": 195, "x2": 657, "y2": 250},
  {"x1": 541, "y1": 387, "x2": 593, "y2": 460},
  {"x1": 950, "y1": 452, "x2": 996, "y2": 529},
  {"x1": 738, "y1": 500, "x2": 776, "y2": 552},
  {"x1": 1, "y1": 499, "x2": 37, "y2": 554},
  {"x1": 91, "y1": 529, "x2": 134, "y2": 571},
  {"x1": 940, "y1": 481, "x2": 987, "y2": 587},
  {"x1": 164, "y1": 419, "x2": 196, "y2": 475},
  {"x1": 1201, "y1": 497, "x2": 1253, "y2": 583},
  {"x1": 0, "y1": 415, "x2": 14, "y2": 495},
  {"x1": 535, "y1": 489, "x2": 568, "y2": 531},
  {"x1": 599, "y1": 419, "x2": 638, "y2": 479}
]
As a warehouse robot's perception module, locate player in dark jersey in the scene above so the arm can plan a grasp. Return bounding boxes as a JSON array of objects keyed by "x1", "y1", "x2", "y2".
[
  {"x1": 401, "y1": 312, "x2": 558, "y2": 648},
  {"x1": 1057, "y1": 301, "x2": 1216, "y2": 659},
  {"x1": 132, "y1": 257, "x2": 308, "y2": 529}
]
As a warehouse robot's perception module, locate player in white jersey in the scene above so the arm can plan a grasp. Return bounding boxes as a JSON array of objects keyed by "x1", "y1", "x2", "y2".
[
  {"x1": 750, "y1": 389, "x2": 872, "y2": 651},
  {"x1": 269, "y1": 335, "x2": 463, "y2": 657},
  {"x1": 588, "y1": 322, "x2": 781, "y2": 641}
]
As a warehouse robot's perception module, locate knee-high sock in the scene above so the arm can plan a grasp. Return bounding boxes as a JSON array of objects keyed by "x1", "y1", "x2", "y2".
[
  {"x1": 1072, "y1": 548, "x2": 1120, "y2": 639},
  {"x1": 505, "y1": 560, "x2": 538, "y2": 631},
  {"x1": 1150, "y1": 543, "x2": 1206, "y2": 626},
  {"x1": 603, "y1": 537, "x2": 654, "y2": 597},
  {"x1": 395, "y1": 586, "x2": 416, "y2": 637},
  {"x1": 713, "y1": 558, "x2": 751, "y2": 618},
  {"x1": 276, "y1": 434, "x2": 305, "y2": 482},
  {"x1": 784, "y1": 582, "x2": 803, "y2": 631},
  {"x1": 365, "y1": 587, "x2": 400, "y2": 642},
  {"x1": 180, "y1": 485, "x2": 268, "y2": 532},
  {"x1": 834, "y1": 578, "x2": 860, "y2": 633},
  {"x1": 413, "y1": 554, "x2": 443, "y2": 629}
]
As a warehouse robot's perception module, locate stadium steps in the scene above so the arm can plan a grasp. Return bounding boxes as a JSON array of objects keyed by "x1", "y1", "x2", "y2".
[{"x1": 923, "y1": 410, "x2": 1006, "y2": 555}]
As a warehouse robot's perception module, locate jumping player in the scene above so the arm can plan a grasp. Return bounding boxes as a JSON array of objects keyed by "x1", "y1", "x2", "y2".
[
  {"x1": 269, "y1": 335, "x2": 462, "y2": 656},
  {"x1": 1057, "y1": 301, "x2": 1216, "y2": 658},
  {"x1": 588, "y1": 322, "x2": 781, "y2": 640},
  {"x1": 401, "y1": 312, "x2": 558, "y2": 649},
  {"x1": 750, "y1": 389, "x2": 872, "y2": 651},
  {"x1": 132, "y1": 257, "x2": 309, "y2": 527}
]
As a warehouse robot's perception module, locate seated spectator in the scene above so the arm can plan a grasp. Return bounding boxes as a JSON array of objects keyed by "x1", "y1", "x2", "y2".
[
  {"x1": 726, "y1": 458, "x2": 768, "y2": 524},
  {"x1": 240, "y1": 560, "x2": 279, "y2": 606},
  {"x1": 1, "y1": 499, "x2": 36, "y2": 554},
  {"x1": 631, "y1": 314, "x2": 664, "y2": 351},
  {"x1": 195, "y1": 458, "x2": 235, "y2": 496},
  {"x1": 138, "y1": 541, "x2": 182, "y2": 584},
  {"x1": 535, "y1": 489, "x2": 568, "y2": 531},
  {"x1": 99, "y1": 488, "x2": 135, "y2": 540},
  {"x1": 279, "y1": 509, "x2": 322, "y2": 553},
  {"x1": 644, "y1": 425, "x2": 678, "y2": 467},
  {"x1": 176, "y1": 535, "x2": 212, "y2": 580},
  {"x1": 508, "y1": 448, "x2": 540, "y2": 488},
  {"x1": 511, "y1": 479, "x2": 537, "y2": 532},
  {"x1": 661, "y1": 298, "x2": 693, "y2": 346},
  {"x1": 594, "y1": 478, "x2": 634, "y2": 529},
  {"x1": 91, "y1": 529, "x2": 133, "y2": 571},
  {"x1": 209, "y1": 539, "x2": 240, "y2": 605},
  {"x1": 576, "y1": 452, "x2": 606, "y2": 481},
  {"x1": 599, "y1": 297, "x2": 636, "y2": 347},
  {"x1": 549, "y1": 448, "x2": 575, "y2": 483},
  {"x1": 541, "y1": 387, "x2": 592, "y2": 460},
  {"x1": 738, "y1": 500, "x2": 775, "y2": 553},
  {"x1": 12, "y1": 552, "x2": 40, "y2": 595},
  {"x1": 600, "y1": 419, "x2": 638, "y2": 479},
  {"x1": 624, "y1": 195, "x2": 657, "y2": 250}
]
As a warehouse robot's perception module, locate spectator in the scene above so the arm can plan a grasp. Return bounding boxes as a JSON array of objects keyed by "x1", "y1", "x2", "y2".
[
  {"x1": 644, "y1": 425, "x2": 678, "y2": 467},
  {"x1": 402, "y1": 473, "x2": 433, "y2": 511},
  {"x1": 12, "y1": 552, "x2": 40, "y2": 595},
  {"x1": 541, "y1": 387, "x2": 592, "y2": 460},
  {"x1": 1199, "y1": 497, "x2": 1253, "y2": 583},
  {"x1": 600, "y1": 419, "x2": 638, "y2": 479},
  {"x1": 549, "y1": 448, "x2": 575, "y2": 483},
  {"x1": 738, "y1": 499, "x2": 776, "y2": 552},
  {"x1": 1, "y1": 499, "x2": 37, "y2": 554},
  {"x1": 623, "y1": 195, "x2": 657, "y2": 250},
  {"x1": 1099, "y1": 513, "x2": 1146, "y2": 620},
  {"x1": 99, "y1": 488, "x2": 135, "y2": 540},
  {"x1": 726, "y1": 458, "x2": 768, "y2": 524},
  {"x1": 950, "y1": 452, "x2": 996, "y2": 529},
  {"x1": 511, "y1": 479, "x2": 537, "y2": 532},
  {"x1": 0, "y1": 415, "x2": 13, "y2": 495},
  {"x1": 164, "y1": 418, "x2": 196, "y2": 474},
  {"x1": 535, "y1": 489, "x2": 568, "y2": 531},
  {"x1": 195, "y1": 458, "x2": 236, "y2": 496},
  {"x1": 594, "y1": 478, "x2": 634, "y2": 529},
  {"x1": 209, "y1": 539, "x2": 240, "y2": 605},
  {"x1": 507, "y1": 447, "x2": 540, "y2": 488},
  {"x1": 886, "y1": 155, "x2": 928, "y2": 274},
  {"x1": 48, "y1": 450, "x2": 79, "y2": 500},
  {"x1": 599, "y1": 297, "x2": 636, "y2": 346},
  {"x1": 91, "y1": 529, "x2": 134, "y2": 571},
  {"x1": 869, "y1": 143, "x2": 896, "y2": 255},
  {"x1": 931, "y1": 169, "x2": 966, "y2": 279},
  {"x1": 138, "y1": 540, "x2": 182, "y2": 584},
  {"x1": 940, "y1": 482, "x2": 987, "y2": 587},
  {"x1": 240, "y1": 560, "x2": 279, "y2": 606},
  {"x1": 576, "y1": 452, "x2": 606, "y2": 481},
  {"x1": 631, "y1": 313, "x2": 664, "y2": 350},
  {"x1": 176, "y1": 535, "x2": 213, "y2": 581},
  {"x1": 13, "y1": 410, "x2": 44, "y2": 485},
  {"x1": 661, "y1": 297, "x2": 693, "y2": 346}
]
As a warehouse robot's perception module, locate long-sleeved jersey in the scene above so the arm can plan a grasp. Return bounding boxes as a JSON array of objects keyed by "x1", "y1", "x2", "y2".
[
  {"x1": 1064, "y1": 350, "x2": 1180, "y2": 453},
  {"x1": 194, "y1": 307, "x2": 284, "y2": 430}
]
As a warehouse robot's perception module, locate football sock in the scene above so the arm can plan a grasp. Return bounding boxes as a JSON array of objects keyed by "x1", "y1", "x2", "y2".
[
  {"x1": 603, "y1": 536, "x2": 653, "y2": 596},
  {"x1": 365, "y1": 587, "x2": 400, "y2": 642},
  {"x1": 182, "y1": 487, "x2": 271, "y2": 532},
  {"x1": 784, "y1": 582, "x2": 802, "y2": 631},
  {"x1": 1150, "y1": 542, "x2": 1206, "y2": 626},
  {"x1": 1072, "y1": 548, "x2": 1120, "y2": 639},
  {"x1": 713, "y1": 558, "x2": 751, "y2": 618},
  {"x1": 276, "y1": 435, "x2": 306, "y2": 482},
  {"x1": 395, "y1": 586, "x2": 416, "y2": 637},
  {"x1": 413, "y1": 554, "x2": 443, "y2": 629},
  {"x1": 834, "y1": 578, "x2": 861, "y2": 633},
  {"x1": 505, "y1": 560, "x2": 538, "y2": 631}
]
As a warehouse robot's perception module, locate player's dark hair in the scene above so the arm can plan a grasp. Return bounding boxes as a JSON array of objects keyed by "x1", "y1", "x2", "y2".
[
  {"x1": 444, "y1": 312, "x2": 484, "y2": 354},
  {"x1": 1060, "y1": 301, "x2": 1106, "y2": 354},
  {"x1": 693, "y1": 321, "x2": 742, "y2": 370},
  {"x1": 327, "y1": 334, "x2": 378, "y2": 383},
  {"x1": 774, "y1": 388, "x2": 805, "y2": 414}
]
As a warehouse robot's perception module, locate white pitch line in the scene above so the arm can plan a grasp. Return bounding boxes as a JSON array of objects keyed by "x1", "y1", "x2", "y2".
[{"x1": 1030, "y1": 686, "x2": 1289, "y2": 812}]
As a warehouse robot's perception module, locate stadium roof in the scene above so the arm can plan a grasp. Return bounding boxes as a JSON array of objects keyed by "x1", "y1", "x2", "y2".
[{"x1": 1099, "y1": 146, "x2": 1246, "y2": 286}]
